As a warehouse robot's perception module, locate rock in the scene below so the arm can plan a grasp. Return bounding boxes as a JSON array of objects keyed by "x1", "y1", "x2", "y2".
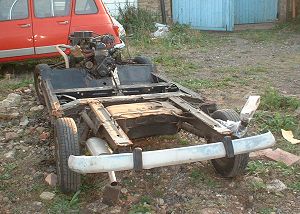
[
  {"x1": 266, "y1": 179, "x2": 287, "y2": 192},
  {"x1": 45, "y1": 173, "x2": 57, "y2": 187},
  {"x1": 32, "y1": 201, "x2": 43, "y2": 211},
  {"x1": 39, "y1": 132, "x2": 50, "y2": 141},
  {"x1": 85, "y1": 200, "x2": 109, "y2": 213},
  {"x1": 244, "y1": 176, "x2": 263, "y2": 184},
  {"x1": 36, "y1": 127, "x2": 45, "y2": 134},
  {"x1": 4, "y1": 150, "x2": 15, "y2": 159},
  {"x1": 0, "y1": 112, "x2": 20, "y2": 120},
  {"x1": 19, "y1": 116, "x2": 29, "y2": 126},
  {"x1": 5, "y1": 132, "x2": 18, "y2": 141},
  {"x1": 30, "y1": 105, "x2": 44, "y2": 112},
  {"x1": 39, "y1": 192, "x2": 55, "y2": 200},
  {"x1": 157, "y1": 198, "x2": 164, "y2": 206},
  {"x1": 121, "y1": 188, "x2": 128, "y2": 194},
  {"x1": 24, "y1": 89, "x2": 32, "y2": 93},
  {"x1": 200, "y1": 208, "x2": 220, "y2": 214},
  {"x1": 0, "y1": 93, "x2": 21, "y2": 108}
]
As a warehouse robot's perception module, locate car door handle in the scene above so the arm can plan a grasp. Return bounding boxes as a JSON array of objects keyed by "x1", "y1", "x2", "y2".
[
  {"x1": 57, "y1": 21, "x2": 69, "y2": 25},
  {"x1": 19, "y1": 24, "x2": 31, "y2": 28}
]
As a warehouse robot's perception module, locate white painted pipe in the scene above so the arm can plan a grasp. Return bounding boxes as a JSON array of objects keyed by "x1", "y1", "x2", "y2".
[
  {"x1": 86, "y1": 138, "x2": 118, "y2": 185},
  {"x1": 69, "y1": 132, "x2": 275, "y2": 174},
  {"x1": 55, "y1": 45, "x2": 72, "y2": 69}
]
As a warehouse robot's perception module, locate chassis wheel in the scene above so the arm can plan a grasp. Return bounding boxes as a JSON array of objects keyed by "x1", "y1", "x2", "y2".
[
  {"x1": 34, "y1": 64, "x2": 48, "y2": 105},
  {"x1": 55, "y1": 117, "x2": 81, "y2": 192},
  {"x1": 210, "y1": 109, "x2": 249, "y2": 178}
]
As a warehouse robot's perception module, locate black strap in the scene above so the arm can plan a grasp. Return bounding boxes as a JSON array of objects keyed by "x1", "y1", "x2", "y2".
[
  {"x1": 222, "y1": 136, "x2": 235, "y2": 158},
  {"x1": 133, "y1": 147, "x2": 143, "y2": 171}
]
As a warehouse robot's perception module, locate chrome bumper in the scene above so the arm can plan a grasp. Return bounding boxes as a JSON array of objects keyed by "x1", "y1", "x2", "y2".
[{"x1": 68, "y1": 132, "x2": 275, "y2": 174}]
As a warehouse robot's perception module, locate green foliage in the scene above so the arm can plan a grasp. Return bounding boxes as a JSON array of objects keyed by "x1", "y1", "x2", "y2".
[
  {"x1": 118, "y1": 5, "x2": 158, "y2": 35},
  {"x1": 288, "y1": 182, "x2": 300, "y2": 191},
  {"x1": 48, "y1": 191, "x2": 81, "y2": 213},
  {"x1": 128, "y1": 196, "x2": 153, "y2": 214},
  {"x1": 190, "y1": 169, "x2": 219, "y2": 188},
  {"x1": 247, "y1": 160, "x2": 299, "y2": 176},
  {"x1": 255, "y1": 111, "x2": 297, "y2": 133},
  {"x1": 129, "y1": 204, "x2": 152, "y2": 214},
  {"x1": 260, "y1": 88, "x2": 300, "y2": 111}
]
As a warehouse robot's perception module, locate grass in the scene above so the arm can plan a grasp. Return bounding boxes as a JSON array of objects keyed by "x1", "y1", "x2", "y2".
[
  {"x1": 190, "y1": 169, "x2": 220, "y2": 188},
  {"x1": 48, "y1": 191, "x2": 81, "y2": 213},
  {"x1": 0, "y1": 163, "x2": 18, "y2": 181},
  {"x1": 247, "y1": 160, "x2": 300, "y2": 177},
  {"x1": 179, "y1": 76, "x2": 247, "y2": 91},
  {"x1": 288, "y1": 182, "x2": 300, "y2": 192},
  {"x1": 260, "y1": 88, "x2": 300, "y2": 111},
  {"x1": 255, "y1": 111, "x2": 298, "y2": 134},
  {"x1": 128, "y1": 195, "x2": 153, "y2": 214}
]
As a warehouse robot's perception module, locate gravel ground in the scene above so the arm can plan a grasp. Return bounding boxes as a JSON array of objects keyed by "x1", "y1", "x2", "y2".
[{"x1": 0, "y1": 29, "x2": 300, "y2": 214}]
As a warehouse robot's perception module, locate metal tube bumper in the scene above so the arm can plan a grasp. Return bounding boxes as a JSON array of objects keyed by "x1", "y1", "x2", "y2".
[{"x1": 68, "y1": 132, "x2": 275, "y2": 174}]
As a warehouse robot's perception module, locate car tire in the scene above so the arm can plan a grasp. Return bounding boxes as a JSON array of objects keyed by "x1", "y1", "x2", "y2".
[
  {"x1": 33, "y1": 64, "x2": 48, "y2": 105},
  {"x1": 210, "y1": 109, "x2": 249, "y2": 178},
  {"x1": 55, "y1": 117, "x2": 81, "y2": 193}
]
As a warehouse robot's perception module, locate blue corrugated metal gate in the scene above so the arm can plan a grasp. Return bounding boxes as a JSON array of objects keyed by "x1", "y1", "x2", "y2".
[
  {"x1": 172, "y1": 0, "x2": 234, "y2": 31},
  {"x1": 234, "y1": 0, "x2": 278, "y2": 24},
  {"x1": 172, "y1": 0, "x2": 278, "y2": 31}
]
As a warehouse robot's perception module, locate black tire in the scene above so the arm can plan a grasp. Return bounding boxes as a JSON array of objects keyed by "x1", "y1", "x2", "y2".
[
  {"x1": 210, "y1": 109, "x2": 249, "y2": 178},
  {"x1": 33, "y1": 64, "x2": 48, "y2": 105},
  {"x1": 55, "y1": 118, "x2": 81, "y2": 193},
  {"x1": 133, "y1": 56, "x2": 152, "y2": 65}
]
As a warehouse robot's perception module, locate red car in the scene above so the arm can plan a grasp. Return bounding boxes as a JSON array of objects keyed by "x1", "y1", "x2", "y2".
[{"x1": 0, "y1": 0, "x2": 122, "y2": 63}]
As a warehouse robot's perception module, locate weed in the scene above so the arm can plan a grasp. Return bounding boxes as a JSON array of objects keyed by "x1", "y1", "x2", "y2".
[
  {"x1": 190, "y1": 169, "x2": 219, "y2": 188},
  {"x1": 237, "y1": 29, "x2": 284, "y2": 43},
  {"x1": 180, "y1": 76, "x2": 246, "y2": 90},
  {"x1": 140, "y1": 195, "x2": 152, "y2": 205},
  {"x1": 129, "y1": 203, "x2": 152, "y2": 214},
  {"x1": 0, "y1": 76, "x2": 33, "y2": 92},
  {"x1": 179, "y1": 139, "x2": 189, "y2": 145},
  {"x1": 247, "y1": 160, "x2": 299, "y2": 176},
  {"x1": 250, "y1": 180, "x2": 266, "y2": 191},
  {"x1": 255, "y1": 111, "x2": 298, "y2": 134},
  {"x1": 288, "y1": 182, "x2": 300, "y2": 191},
  {"x1": 259, "y1": 208, "x2": 275, "y2": 214},
  {"x1": 48, "y1": 191, "x2": 81, "y2": 213},
  {"x1": 260, "y1": 88, "x2": 300, "y2": 111}
]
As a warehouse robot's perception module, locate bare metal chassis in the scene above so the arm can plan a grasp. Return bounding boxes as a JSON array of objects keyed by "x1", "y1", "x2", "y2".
[{"x1": 38, "y1": 67, "x2": 275, "y2": 175}]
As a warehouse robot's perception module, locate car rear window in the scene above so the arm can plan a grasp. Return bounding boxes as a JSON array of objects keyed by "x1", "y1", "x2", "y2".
[
  {"x1": 75, "y1": 0, "x2": 98, "y2": 15},
  {"x1": 34, "y1": 0, "x2": 71, "y2": 18},
  {"x1": 0, "y1": 0, "x2": 29, "y2": 21}
]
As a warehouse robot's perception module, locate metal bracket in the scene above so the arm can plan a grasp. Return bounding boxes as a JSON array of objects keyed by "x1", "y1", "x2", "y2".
[
  {"x1": 133, "y1": 147, "x2": 143, "y2": 171},
  {"x1": 222, "y1": 136, "x2": 235, "y2": 158}
]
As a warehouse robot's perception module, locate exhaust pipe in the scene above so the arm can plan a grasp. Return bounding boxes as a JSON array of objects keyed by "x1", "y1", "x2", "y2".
[{"x1": 86, "y1": 138, "x2": 118, "y2": 186}]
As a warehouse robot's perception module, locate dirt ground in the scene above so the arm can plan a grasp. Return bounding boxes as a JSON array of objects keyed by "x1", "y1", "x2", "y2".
[{"x1": 0, "y1": 28, "x2": 300, "y2": 214}]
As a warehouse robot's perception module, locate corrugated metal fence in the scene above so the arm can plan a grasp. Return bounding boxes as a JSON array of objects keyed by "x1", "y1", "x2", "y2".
[
  {"x1": 172, "y1": 0, "x2": 279, "y2": 31},
  {"x1": 234, "y1": 0, "x2": 278, "y2": 24},
  {"x1": 172, "y1": 0, "x2": 234, "y2": 31}
]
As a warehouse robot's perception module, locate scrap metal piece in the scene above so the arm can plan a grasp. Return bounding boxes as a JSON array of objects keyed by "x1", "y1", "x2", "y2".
[
  {"x1": 68, "y1": 132, "x2": 275, "y2": 174},
  {"x1": 133, "y1": 147, "x2": 143, "y2": 171},
  {"x1": 89, "y1": 102, "x2": 133, "y2": 150},
  {"x1": 102, "y1": 184, "x2": 121, "y2": 206},
  {"x1": 222, "y1": 136, "x2": 234, "y2": 158}
]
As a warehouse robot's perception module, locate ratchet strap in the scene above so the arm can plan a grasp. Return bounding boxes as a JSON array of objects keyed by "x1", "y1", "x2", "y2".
[
  {"x1": 222, "y1": 136, "x2": 235, "y2": 158},
  {"x1": 133, "y1": 147, "x2": 143, "y2": 171}
]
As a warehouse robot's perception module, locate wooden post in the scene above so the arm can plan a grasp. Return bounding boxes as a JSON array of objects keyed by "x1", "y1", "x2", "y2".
[
  {"x1": 292, "y1": 0, "x2": 296, "y2": 18},
  {"x1": 279, "y1": 0, "x2": 288, "y2": 22}
]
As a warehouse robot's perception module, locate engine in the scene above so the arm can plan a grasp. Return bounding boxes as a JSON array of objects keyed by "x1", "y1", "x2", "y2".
[{"x1": 69, "y1": 31, "x2": 117, "y2": 79}]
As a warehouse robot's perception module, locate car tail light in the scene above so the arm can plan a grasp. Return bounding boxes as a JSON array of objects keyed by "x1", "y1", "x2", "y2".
[{"x1": 113, "y1": 25, "x2": 120, "y2": 37}]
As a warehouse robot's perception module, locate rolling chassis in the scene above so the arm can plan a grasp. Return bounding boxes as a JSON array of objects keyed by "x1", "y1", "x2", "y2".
[{"x1": 34, "y1": 62, "x2": 275, "y2": 204}]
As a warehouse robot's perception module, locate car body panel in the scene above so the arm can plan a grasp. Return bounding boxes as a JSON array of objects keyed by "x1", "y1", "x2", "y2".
[{"x1": 0, "y1": 0, "x2": 121, "y2": 63}]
